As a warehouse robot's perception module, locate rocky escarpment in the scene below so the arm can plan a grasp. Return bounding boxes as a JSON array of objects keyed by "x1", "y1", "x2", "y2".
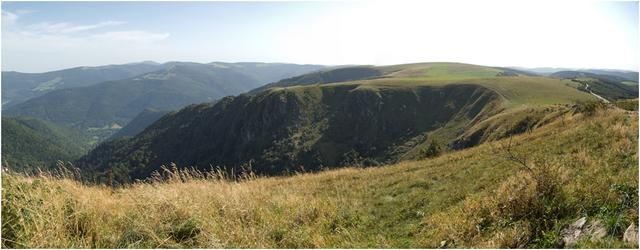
[{"x1": 78, "y1": 83, "x2": 503, "y2": 183}]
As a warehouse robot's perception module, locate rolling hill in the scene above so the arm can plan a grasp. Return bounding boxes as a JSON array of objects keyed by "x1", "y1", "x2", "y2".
[
  {"x1": 77, "y1": 63, "x2": 596, "y2": 183},
  {"x1": 582, "y1": 69, "x2": 639, "y2": 82},
  {"x1": 1, "y1": 116, "x2": 91, "y2": 170},
  {"x1": 3, "y1": 62, "x2": 324, "y2": 135},
  {"x1": 252, "y1": 63, "x2": 541, "y2": 94},
  {"x1": 1, "y1": 61, "x2": 166, "y2": 108}
]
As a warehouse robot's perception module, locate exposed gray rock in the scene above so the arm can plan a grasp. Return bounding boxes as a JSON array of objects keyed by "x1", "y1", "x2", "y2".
[
  {"x1": 623, "y1": 223, "x2": 638, "y2": 244},
  {"x1": 561, "y1": 217, "x2": 608, "y2": 246},
  {"x1": 583, "y1": 219, "x2": 607, "y2": 241},
  {"x1": 561, "y1": 217, "x2": 587, "y2": 246},
  {"x1": 439, "y1": 240, "x2": 448, "y2": 248}
]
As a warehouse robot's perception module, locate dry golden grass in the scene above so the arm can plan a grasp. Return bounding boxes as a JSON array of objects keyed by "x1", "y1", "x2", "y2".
[{"x1": 2, "y1": 106, "x2": 638, "y2": 248}]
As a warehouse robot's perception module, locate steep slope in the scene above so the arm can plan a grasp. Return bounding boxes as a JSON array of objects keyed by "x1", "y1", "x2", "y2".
[
  {"x1": 4, "y1": 62, "x2": 324, "y2": 132},
  {"x1": 1, "y1": 117, "x2": 90, "y2": 170},
  {"x1": 1, "y1": 61, "x2": 165, "y2": 107},
  {"x1": 3, "y1": 107, "x2": 637, "y2": 248},
  {"x1": 109, "y1": 109, "x2": 169, "y2": 139},
  {"x1": 78, "y1": 62, "x2": 596, "y2": 183},
  {"x1": 79, "y1": 83, "x2": 503, "y2": 182}
]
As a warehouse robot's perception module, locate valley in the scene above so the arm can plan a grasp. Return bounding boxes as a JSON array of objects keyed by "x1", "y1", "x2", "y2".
[
  {"x1": 1, "y1": 61, "x2": 638, "y2": 248},
  {"x1": 2, "y1": 62, "x2": 324, "y2": 142}
]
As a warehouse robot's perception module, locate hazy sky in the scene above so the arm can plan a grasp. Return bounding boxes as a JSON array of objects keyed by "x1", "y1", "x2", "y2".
[{"x1": 1, "y1": 0, "x2": 638, "y2": 72}]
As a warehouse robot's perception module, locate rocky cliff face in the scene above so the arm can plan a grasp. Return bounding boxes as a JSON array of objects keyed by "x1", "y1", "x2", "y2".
[{"x1": 79, "y1": 83, "x2": 503, "y2": 183}]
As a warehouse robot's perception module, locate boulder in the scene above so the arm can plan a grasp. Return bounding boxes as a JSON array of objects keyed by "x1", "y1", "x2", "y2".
[
  {"x1": 623, "y1": 223, "x2": 638, "y2": 244},
  {"x1": 561, "y1": 217, "x2": 608, "y2": 246},
  {"x1": 561, "y1": 217, "x2": 587, "y2": 246},
  {"x1": 439, "y1": 240, "x2": 448, "y2": 248},
  {"x1": 583, "y1": 219, "x2": 607, "y2": 241}
]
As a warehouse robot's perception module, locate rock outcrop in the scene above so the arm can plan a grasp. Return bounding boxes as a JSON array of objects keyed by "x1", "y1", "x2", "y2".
[
  {"x1": 624, "y1": 223, "x2": 638, "y2": 244},
  {"x1": 78, "y1": 83, "x2": 503, "y2": 183},
  {"x1": 561, "y1": 217, "x2": 607, "y2": 246}
]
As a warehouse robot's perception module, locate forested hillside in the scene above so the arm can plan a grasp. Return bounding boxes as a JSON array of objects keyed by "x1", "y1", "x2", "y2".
[{"x1": 1, "y1": 117, "x2": 90, "y2": 170}]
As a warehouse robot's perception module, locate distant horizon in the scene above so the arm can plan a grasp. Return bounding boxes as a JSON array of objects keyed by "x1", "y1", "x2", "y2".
[
  {"x1": 2, "y1": 1, "x2": 638, "y2": 72},
  {"x1": 2, "y1": 59, "x2": 638, "y2": 74}
]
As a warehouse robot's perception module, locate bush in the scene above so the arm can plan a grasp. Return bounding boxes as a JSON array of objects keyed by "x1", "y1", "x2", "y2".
[
  {"x1": 494, "y1": 173, "x2": 538, "y2": 221},
  {"x1": 169, "y1": 217, "x2": 201, "y2": 242},
  {"x1": 420, "y1": 139, "x2": 443, "y2": 159},
  {"x1": 420, "y1": 157, "x2": 570, "y2": 248},
  {"x1": 614, "y1": 99, "x2": 638, "y2": 111},
  {"x1": 494, "y1": 164, "x2": 568, "y2": 247},
  {"x1": 575, "y1": 100, "x2": 606, "y2": 116}
]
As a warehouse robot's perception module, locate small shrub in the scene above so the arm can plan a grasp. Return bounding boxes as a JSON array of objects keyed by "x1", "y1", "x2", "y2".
[
  {"x1": 340, "y1": 150, "x2": 365, "y2": 167},
  {"x1": 419, "y1": 139, "x2": 443, "y2": 159},
  {"x1": 601, "y1": 183, "x2": 639, "y2": 237},
  {"x1": 575, "y1": 100, "x2": 606, "y2": 116},
  {"x1": 614, "y1": 99, "x2": 638, "y2": 111},
  {"x1": 484, "y1": 221, "x2": 531, "y2": 248},
  {"x1": 493, "y1": 173, "x2": 538, "y2": 221},
  {"x1": 267, "y1": 227, "x2": 286, "y2": 244},
  {"x1": 63, "y1": 199, "x2": 95, "y2": 239},
  {"x1": 419, "y1": 196, "x2": 493, "y2": 248},
  {"x1": 116, "y1": 226, "x2": 154, "y2": 248},
  {"x1": 169, "y1": 217, "x2": 201, "y2": 242},
  {"x1": 1, "y1": 177, "x2": 47, "y2": 248}
]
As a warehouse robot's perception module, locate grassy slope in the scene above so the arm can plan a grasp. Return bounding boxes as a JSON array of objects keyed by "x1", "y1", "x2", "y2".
[
  {"x1": 3, "y1": 107, "x2": 636, "y2": 248},
  {"x1": 283, "y1": 62, "x2": 595, "y2": 109},
  {"x1": 380, "y1": 62, "x2": 504, "y2": 80},
  {"x1": 464, "y1": 77, "x2": 591, "y2": 107}
]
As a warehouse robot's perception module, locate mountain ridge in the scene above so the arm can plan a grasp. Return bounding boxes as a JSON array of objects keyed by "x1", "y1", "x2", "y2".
[
  {"x1": 76, "y1": 63, "x2": 597, "y2": 183},
  {"x1": 1, "y1": 62, "x2": 168, "y2": 107},
  {"x1": 3, "y1": 62, "x2": 325, "y2": 138}
]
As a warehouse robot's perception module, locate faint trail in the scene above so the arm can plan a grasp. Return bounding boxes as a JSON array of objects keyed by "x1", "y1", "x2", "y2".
[{"x1": 585, "y1": 83, "x2": 610, "y2": 103}]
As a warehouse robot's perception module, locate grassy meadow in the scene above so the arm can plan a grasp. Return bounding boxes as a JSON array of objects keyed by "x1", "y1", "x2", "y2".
[
  {"x1": 283, "y1": 64, "x2": 596, "y2": 110},
  {"x1": 2, "y1": 105, "x2": 637, "y2": 248}
]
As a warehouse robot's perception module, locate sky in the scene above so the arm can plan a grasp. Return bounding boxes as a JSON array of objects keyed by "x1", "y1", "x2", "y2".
[{"x1": 1, "y1": 0, "x2": 638, "y2": 72}]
